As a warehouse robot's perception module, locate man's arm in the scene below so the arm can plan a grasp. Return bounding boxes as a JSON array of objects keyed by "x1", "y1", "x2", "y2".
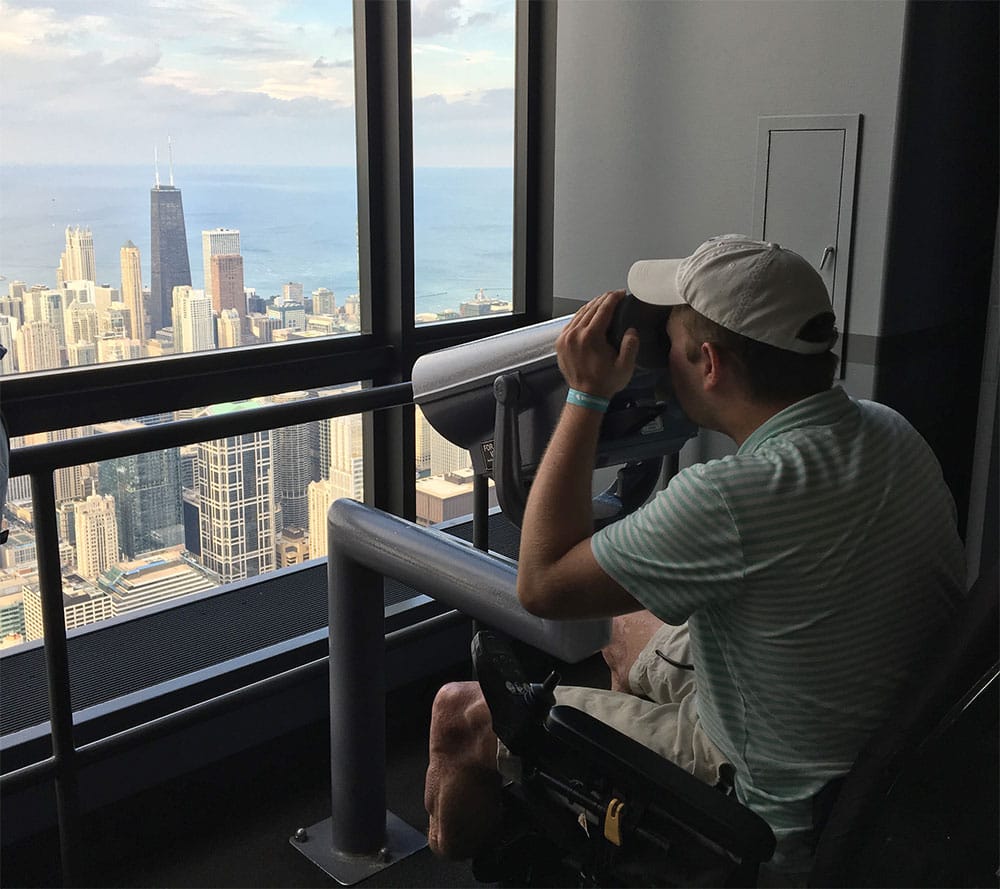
[{"x1": 516, "y1": 290, "x2": 644, "y2": 620}]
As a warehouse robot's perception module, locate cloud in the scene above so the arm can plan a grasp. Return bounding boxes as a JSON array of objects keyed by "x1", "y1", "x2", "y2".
[
  {"x1": 412, "y1": 87, "x2": 514, "y2": 166},
  {"x1": 0, "y1": 0, "x2": 513, "y2": 166},
  {"x1": 313, "y1": 56, "x2": 352, "y2": 69},
  {"x1": 412, "y1": 0, "x2": 464, "y2": 38}
]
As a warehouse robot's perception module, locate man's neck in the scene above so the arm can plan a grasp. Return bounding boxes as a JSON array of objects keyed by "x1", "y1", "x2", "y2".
[{"x1": 720, "y1": 397, "x2": 801, "y2": 447}]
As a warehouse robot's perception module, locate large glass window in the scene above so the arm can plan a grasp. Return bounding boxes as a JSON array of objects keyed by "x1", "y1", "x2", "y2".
[
  {"x1": 1, "y1": 387, "x2": 368, "y2": 649},
  {"x1": 0, "y1": 0, "x2": 359, "y2": 371},
  {"x1": 411, "y1": 0, "x2": 516, "y2": 323}
]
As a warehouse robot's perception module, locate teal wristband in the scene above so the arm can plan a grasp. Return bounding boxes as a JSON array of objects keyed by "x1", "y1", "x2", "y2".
[{"x1": 566, "y1": 388, "x2": 610, "y2": 413}]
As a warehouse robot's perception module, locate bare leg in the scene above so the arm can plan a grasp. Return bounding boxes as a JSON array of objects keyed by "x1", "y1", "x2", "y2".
[
  {"x1": 424, "y1": 681, "x2": 503, "y2": 859},
  {"x1": 602, "y1": 610, "x2": 665, "y2": 692}
]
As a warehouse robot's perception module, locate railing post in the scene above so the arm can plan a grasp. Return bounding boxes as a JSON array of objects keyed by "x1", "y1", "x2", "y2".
[
  {"x1": 31, "y1": 470, "x2": 80, "y2": 887},
  {"x1": 289, "y1": 504, "x2": 427, "y2": 884}
]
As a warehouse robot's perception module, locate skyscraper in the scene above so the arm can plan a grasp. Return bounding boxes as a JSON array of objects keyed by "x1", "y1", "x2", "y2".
[
  {"x1": 120, "y1": 240, "x2": 145, "y2": 341},
  {"x1": 307, "y1": 478, "x2": 338, "y2": 559},
  {"x1": 201, "y1": 229, "x2": 241, "y2": 302},
  {"x1": 171, "y1": 286, "x2": 214, "y2": 354},
  {"x1": 197, "y1": 421, "x2": 275, "y2": 584},
  {"x1": 62, "y1": 226, "x2": 97, "y2": 284},
  {"x1": 324, "y1": 413, "x2": 364, "y2": 501},
  {"x1": 64, "y1": 300, "x2": 99, "y2": 347},
  {"x1": 281, "y1": 282, "x2": 304, "y2": 305},
  {"x1": 216, "y1": 309, "x2": 242, "y2": 348},
  {"x1": 270, "y1": 392, "x2": 313, "y2": 530},
  {"x1": 74, "y1": 494, "x2": 120, "y2": 581},
  {"x1": 15, "y1": 321, "x2": 60, "y2": 372},
  {"x1": 150, "y1": 170, "x2": 192, "y2": 335},
  {"x1": 96, "y1": 419, "x2": 184, "y2": 559},
  {"x1": 312, "y1": 288, "x2": 337, "y2": 315},
  {"x1": 209, "y1": 253, "x2": 246, "y2": 319},
  {"x1": 0, "y1": 316, "x2": 19, "y2": 374}
]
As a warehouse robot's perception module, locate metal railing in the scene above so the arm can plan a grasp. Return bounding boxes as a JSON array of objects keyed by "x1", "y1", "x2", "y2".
[
  {"x1": 0, "y1": 381, "x2": 414, "y2": 886},
  {"x1": 292, "y1": 497, "x2": 609, "y2": 884}
]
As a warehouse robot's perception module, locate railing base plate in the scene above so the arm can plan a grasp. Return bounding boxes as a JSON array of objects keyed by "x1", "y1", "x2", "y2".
[{"x1": 290, "y1": 811, "x2": 427, "y2": 885}]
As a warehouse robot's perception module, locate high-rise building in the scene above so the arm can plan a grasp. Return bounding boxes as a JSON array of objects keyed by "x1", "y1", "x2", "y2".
[
  {"x1": 120, "y1": 241, "x2": 145, "y2": 341},
  {"x1": 150, "y1": 181, "x2": 192, "y2": 334},
  {"x1": 307, "y1": 478, "x2": 338, "y2": 560},
  {"x1": 62, "y1": 226, "x2": 97, "y2": 283},
  {"x1": 248, "y1": 313, "x2": 280, "y2": 343},
  {"x1": 415, "y1": 407, "x2": 433, "y2": 477},
  {"x1": 95, "y1": 334, "x2": 142, "y2": 364},
  {"x1": 216, "y1": 309, "x2": 242, "y2": 349},
  {"x1": 281, "y1": 282, "x2": 304, "y2": 305},
  {"x1": 74, "y1": 494, "x2": 120, "y2": 581},
  {"x1": 93, "y1": 285, "x2": 119, "y2": 320},
  {"x1": 312, "y1": 288, "x2": 337, "y2": 315},
  {"x1": 67, "y1": 341, "x2": 97, "y2": 367},
  {"x1": 415, "y1": 468, "x2": 497, "y2": 527},
  {"x1": 99, "y1": 549, "x2": 219, "y2": 617},
  {"x1": 209, "y1": 253, "x2": 246, "y2": 319},
  {"x1": 23, "y1": 584, "x2": 114, "y2": 641},
  {"x1": 276, "y1": 527, "x2": 310, "y2": 568},
  {"x1": 270, "y1": 392, "x2": 313, "y2": 530},
  {"x1": 171, "y1": 286, "x2": 214, "y2": 354},
  {"x1": 266, "y1": 303, "x2": 306, "y2": 331},
  {"x1": 64, "y1": 300, "x2": 99, "y2": 346},
  {"x1": 0, "y1": 315, "x2": 20, "y2": 373},
  {"x1": 96, "y1": 420, "x2": 184, "y2": 559},
  {"x1": 61, "y1": 281, "x2": 95, "y2": 311},
  {"x1": 102, "y1": 302, "x2": 133, "y2": 339},
  {"x1": 197, "y1": 417, "x2": 275, "y2": 584},
  {"x1": 0, "y1": 293, "x2": 24, "y2": 325},
  {"x1": 15, "y1": 321, "x2": 60, "y2": 372},
  {"x1": 34, "y1": 290, "x2": 69, "y2": 353},
  {"x1": 201, "y1": 229, "x2": 241, "y2": 303},
  {"x1": 326, "y1": 413, "x2": 365, "y2": 503},
  {"x1": 428, "y1": 424, "x2": 472, "y2": 477},
  {"x1": 24, "y1": 428, "x2": 88, "y2": 503}
]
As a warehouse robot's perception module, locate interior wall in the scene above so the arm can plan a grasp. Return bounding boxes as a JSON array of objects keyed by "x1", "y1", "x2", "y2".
[{"x1": 552, "y1": 0, "x2": 907, "y2": 393}]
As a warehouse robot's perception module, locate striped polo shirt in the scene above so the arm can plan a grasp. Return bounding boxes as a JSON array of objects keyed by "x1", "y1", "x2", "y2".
[{"x1": 591, "y1": 386, "x2": 965, "y2": 863}]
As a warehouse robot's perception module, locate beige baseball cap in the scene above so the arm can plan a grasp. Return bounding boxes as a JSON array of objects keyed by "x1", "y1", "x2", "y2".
[{"x1": 627, "y1": 234, "x2": 837, "y2": 355}]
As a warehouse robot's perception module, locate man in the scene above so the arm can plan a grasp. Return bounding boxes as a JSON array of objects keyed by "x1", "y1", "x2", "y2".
[{"x1": 424, "y1": 235, "x2": 966, "y2": 877}]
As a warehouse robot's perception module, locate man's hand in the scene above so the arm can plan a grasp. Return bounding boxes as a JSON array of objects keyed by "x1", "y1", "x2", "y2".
[{"x1": 556, "y1": 290, "x2": 640, "y2": 399}]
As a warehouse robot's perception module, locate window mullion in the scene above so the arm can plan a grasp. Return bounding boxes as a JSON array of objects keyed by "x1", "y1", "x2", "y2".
[{"x1": 354, "y1": 0, "x2": 416, "y2": 519}]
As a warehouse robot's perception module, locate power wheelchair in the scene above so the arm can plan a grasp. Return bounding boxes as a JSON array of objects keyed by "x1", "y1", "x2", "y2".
[{"x1": 467, "y1": 561, "x2": 998, "y2": 888}]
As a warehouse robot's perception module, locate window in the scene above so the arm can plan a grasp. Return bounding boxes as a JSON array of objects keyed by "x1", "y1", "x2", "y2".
[
  {"x1": 0, "y1": 0, "x2": 359, "y2": 371},
  {"x1": 411, "y1": 1, "x2": 516, "y2": 323},
  {"x1": 0, "y1": 0, "x2": 551, "y2": 704}
]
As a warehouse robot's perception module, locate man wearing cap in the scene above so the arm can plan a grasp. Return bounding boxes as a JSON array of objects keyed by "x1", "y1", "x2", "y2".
[{"x1": 425, "y1": 235, "x2": 965, "y2": 878}]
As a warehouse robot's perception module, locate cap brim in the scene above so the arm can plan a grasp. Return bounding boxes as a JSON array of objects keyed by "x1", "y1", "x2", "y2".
[{"x1": 627, "y1": 259, "x2": 686, "y2": 306}]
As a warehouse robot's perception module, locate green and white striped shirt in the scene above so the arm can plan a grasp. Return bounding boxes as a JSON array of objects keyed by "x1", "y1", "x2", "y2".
[{"x1": 592, "y1": 386, "x2": 965, "y2": 860}]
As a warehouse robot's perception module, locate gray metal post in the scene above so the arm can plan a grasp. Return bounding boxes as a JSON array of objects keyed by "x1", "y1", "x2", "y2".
[
  {"x1": 32, "y1": 471, "x2": 80, "y2": 887},
  {"x1": 292, "y1": 497, "x2": 610, "y2": 883},
  {"x1": 290, "y1": 505, "x2": 426, "y2": 885},
  {"x1": 325, "y1": 539, "x2": 387, "y2": 853}
]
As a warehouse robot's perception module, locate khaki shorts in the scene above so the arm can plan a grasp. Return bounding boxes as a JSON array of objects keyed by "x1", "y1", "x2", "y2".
[{"x1": 498, "y1": 622, "x2": 728, "y2": 787}]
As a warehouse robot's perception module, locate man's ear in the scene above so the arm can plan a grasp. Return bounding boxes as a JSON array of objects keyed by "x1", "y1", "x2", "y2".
[{"x1": 701, "y1": 341, "x2": 724, "y2": 391}]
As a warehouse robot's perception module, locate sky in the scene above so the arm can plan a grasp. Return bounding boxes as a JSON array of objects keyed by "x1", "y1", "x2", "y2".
[{"x1": 0, "y1": 0, "x2": 517, "y2": 167}]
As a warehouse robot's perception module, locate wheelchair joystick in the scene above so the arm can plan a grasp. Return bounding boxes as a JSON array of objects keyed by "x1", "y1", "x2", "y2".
[{"x1": 472, "y1": 630, "x2": 561, "y2": 756}]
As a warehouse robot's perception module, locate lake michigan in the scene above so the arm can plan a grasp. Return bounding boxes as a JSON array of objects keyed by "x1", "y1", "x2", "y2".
[{"x1": 0, "y1": 165, "x2": 515, "y2": 317}]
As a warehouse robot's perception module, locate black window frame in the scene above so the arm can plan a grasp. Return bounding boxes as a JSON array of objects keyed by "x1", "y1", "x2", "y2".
[{"x1": 0, "y1": 0, "x2": 557, "y2": 774}]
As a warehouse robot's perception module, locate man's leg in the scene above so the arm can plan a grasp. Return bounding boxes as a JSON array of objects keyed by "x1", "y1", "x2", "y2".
[
  {"x1": 602, "y1": 610, "x2": 666, "y2": 691},
  {"x1": 424, "y1": 681, "x2": 502, "y2": 859}
]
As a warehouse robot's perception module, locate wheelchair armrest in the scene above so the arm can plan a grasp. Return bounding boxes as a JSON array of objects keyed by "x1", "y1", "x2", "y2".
[{"x1": 544, "y1": 704, "x2": 776, "y2": 864}]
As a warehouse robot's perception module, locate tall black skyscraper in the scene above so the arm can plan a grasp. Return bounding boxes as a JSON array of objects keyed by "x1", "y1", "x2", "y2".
[{"x1": 150, "y1": 162, "x2": 191, "y2": 335}]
